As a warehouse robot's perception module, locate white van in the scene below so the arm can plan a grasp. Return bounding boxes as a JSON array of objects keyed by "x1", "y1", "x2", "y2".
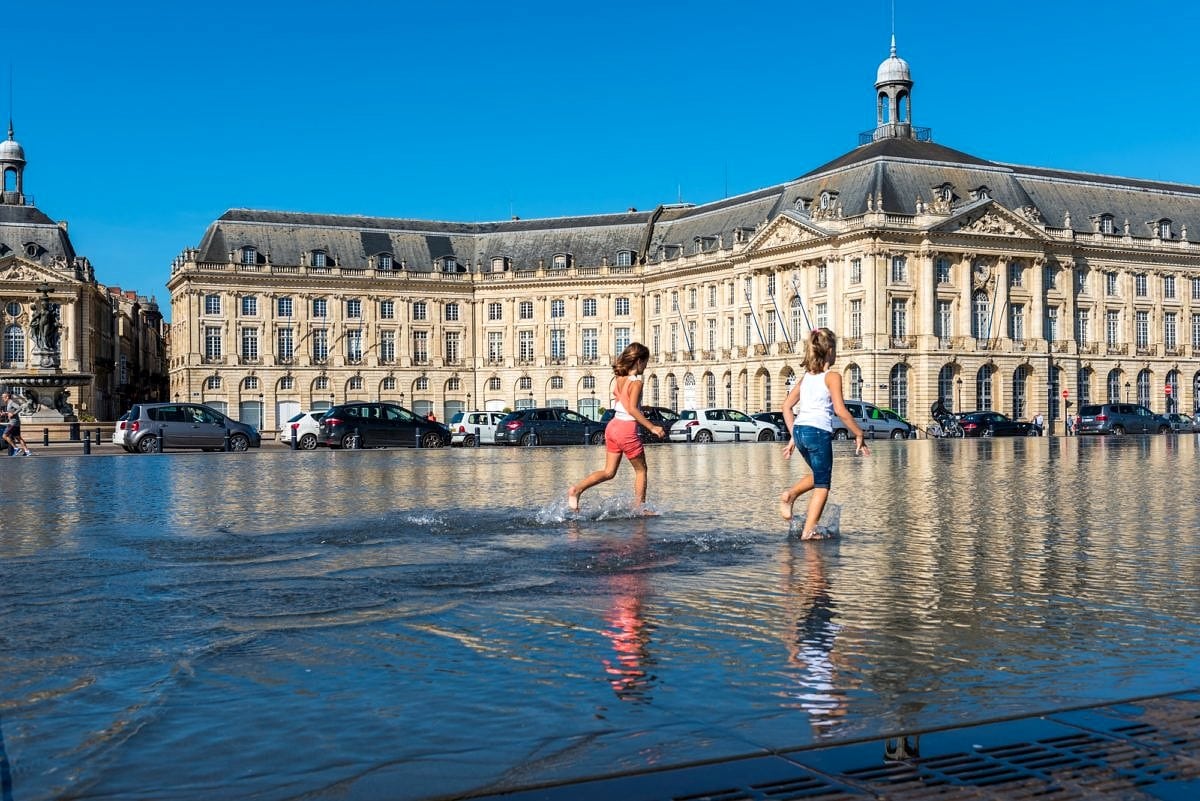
[{"x1": 448, "y1": 410, "x2": 508, "y2": 446}]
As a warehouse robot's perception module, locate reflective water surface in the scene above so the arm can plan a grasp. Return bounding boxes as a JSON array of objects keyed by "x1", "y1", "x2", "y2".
[{"x1": 2, "y1": 437, "x2": 1199, "y2": 800}]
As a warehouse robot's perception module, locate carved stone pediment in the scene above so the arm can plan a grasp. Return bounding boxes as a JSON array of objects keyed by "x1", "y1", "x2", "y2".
[
  {"x1": 0, "y1": 255, "x2": 78, "y2": 286},
  {"x1": 928, "y1": 200, "x2": 1049, "y2": 242},
  {"x1": 744, "y1": 210, "x2": 831, "y2": 254}
]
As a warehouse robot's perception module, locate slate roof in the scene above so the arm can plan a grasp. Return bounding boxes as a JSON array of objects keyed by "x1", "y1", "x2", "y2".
[{"x1": 0, "y1": 204, "x2": 78, "y2": 266}]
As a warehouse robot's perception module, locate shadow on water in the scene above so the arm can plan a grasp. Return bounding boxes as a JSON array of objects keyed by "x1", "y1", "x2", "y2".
[{"x1": 3, "y1": 437, "x2": 1200, "y2": 799}]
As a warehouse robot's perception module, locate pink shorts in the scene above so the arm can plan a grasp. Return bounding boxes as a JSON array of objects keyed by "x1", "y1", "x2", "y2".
[{"x1": 605, "y1": 418, "x2": 644, "y2": 459}]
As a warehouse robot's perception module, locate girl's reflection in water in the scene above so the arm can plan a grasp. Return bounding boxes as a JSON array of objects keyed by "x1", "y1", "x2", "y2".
[
  {"x1": 780, "y1": 541, "x2": 855, "y2": 730},
  {"x1": 569, "y1": 518, "x2": 657, "y2": 703}
]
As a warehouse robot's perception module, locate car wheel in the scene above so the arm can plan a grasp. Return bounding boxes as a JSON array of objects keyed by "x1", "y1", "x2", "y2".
[
  {"x1": 519, "y1": 432, "x2": 536, "y2": 446},
  {"x1": 589, "y1": 431, "x2": 605, "y2": 445},
  {"x1": 890, "y1": 430, "x2": 905, "y2": 439},
  {"x1": 1157, "y1": 425, "x2": 1171, "y2": 434},
  {"x1": 463, "y1": 434, "x2": 476, "y2": 447},
  {"x1": 1112, "y1": 425, "x2": 1125, "y2": 436},
  {"x1": 694, "y1": 430, "x2": 713, "y2": 443},
  {"x1": 833, "y1": 429, "x2": 849, "y2": 440},
  {"x1": 228, "y1": 434, "x2": 250, "y2": 452},
  {"x1": 757, "y1": 429, "x2": 774, "y2": 441},
  {"x1": 298, "y1": 433, "x2": 318, "y2": 450},
  {"x1": 982, "y1": 428, "x2": 994, "y2": 438},
  {"x1": 136, "y1": 436, "x2": 159, "y2": 454},
  {"x1": 341, "y1": 432, "x2": 359, "y2": 449},
  {"x1": 420, "y1": 431, "x2": 446, "y2": 448}
]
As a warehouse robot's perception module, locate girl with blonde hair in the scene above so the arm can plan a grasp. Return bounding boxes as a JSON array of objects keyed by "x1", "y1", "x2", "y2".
[
  {"x1": 568, "y1": 342, "x2": 666, "y2": 514},
  {"x1": 779, "y1": 328, "x2": 868, "y2": 537}
]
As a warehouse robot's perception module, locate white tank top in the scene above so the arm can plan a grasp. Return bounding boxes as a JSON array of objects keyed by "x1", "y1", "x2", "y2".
[
  {"x1": 792, "y1": 371, "x2": 833, "y2": 432},
  {"x1": 613, "y1": 375, "x2": 642, "y2": 421}
]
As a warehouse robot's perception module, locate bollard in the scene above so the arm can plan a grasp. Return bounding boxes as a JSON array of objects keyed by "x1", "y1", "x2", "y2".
[
  {"x1": 352, "y1": 428, "x2": 361, "y2": 449},
  {"x1": 157, "y1": 425, "x2": 165, "y2": 452},
  {"x1": 223, "y1": 430, "x2": 231, "y2": 452},
  {"x1": 686, "y1": 425, "x2": 693, "y2": 443},
  {"x1": 83, "y1": 431, "x2": 91, "y2": 455},
  {"x1": 69, "y1": 421, "x2": 80, "y2": 441},
  {"x1": 734, "y1": 425, "x2": 741, "y2": 443},
  {"x1": 526, "y1": 431, "x2": 537, "y2": 446},
  {"x1": 290, "y1": 426, "x2": 297, "y2": 450},
  {"x1": 42, "y1": 427, "x2": 49, "y2": 447},
  {"x1": 473, "y1": 426, "x2": 481, "y2": 447},
  {"x1": 95, "y1": 427, "x2": 101, "y2": 443},
  {"x1": 583, "y1": 426, "x2": 590, "y2": 445}
]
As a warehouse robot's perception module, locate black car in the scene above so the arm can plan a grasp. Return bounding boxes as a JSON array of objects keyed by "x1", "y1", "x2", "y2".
[
  {"x1": 493, "y1": 407, "x2": 603, "y2": 445},
  {"x1": 957, "y1": 410, "x2": 1040, "y2": 437},
  {"x1": 597, "y1": 405, "x2": 680, "y2": 444},
  {"x1": 319, "y1": 402, "x2": 450, "y2": 448},
  {"x1": 751, "y1": 411, "x2": 789, "y2": 441}
]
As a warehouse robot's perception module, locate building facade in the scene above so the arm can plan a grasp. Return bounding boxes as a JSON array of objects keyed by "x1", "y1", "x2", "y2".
[
  {"x1": 167, "y1": 42, "x2": 1200, "y2": 434},
  {"x1": 0, "y1": 124, "x2": 167, "y2": 419}
]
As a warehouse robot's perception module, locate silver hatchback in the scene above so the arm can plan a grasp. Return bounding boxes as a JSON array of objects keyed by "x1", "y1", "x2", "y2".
[{"x1": 117, "y1": 403, "x2": 262, "y2": 453}]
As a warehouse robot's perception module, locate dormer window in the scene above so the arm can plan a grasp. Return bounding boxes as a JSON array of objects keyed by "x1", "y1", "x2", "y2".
[
  {"x1": 734, "y1": 227, "x2": 755, "y2": 244},
  {"x1": 933, "y1": 183, "x2": 955, "y2": 203},
  {"x1": 616, "y1": 250, "x2": 634, "y2": 267},
  {"x1": 970, "y1": 186, "x2": 991, "y2": 201},
  {"x1": 23, "y1": 243, "x2": 42, "y2": 258},
  {"x1": 378, "y1": 253, "x2": 394, "y2": 271},
  {"x1": 1099, "y1": 214, "x2": 1115, "y2": 235},
  {"x1": 311, "y1": 250, "x2": 327, "y2": 268},
  {"x1": 551, "y1": 253, "x2": 572, "y2": 270},
  {"x1": 440, "y1": 256, "x2": 459, "y2": 272},
  {"x1": 819, "y1": 191, "x2": 838, "y2": 209},
  {"x1": 793, "y1": 197, "x2": 807, "y2": 211},
  {"x1": 695, "y1": 235, "x2": 718, "y2": 253},
  {"x1": 1158, "y1": 219, "x2": 1173, "y2": 239},
  {"x1": 240, "y1": 246, "x2": 257, "y2": 265},
  {"x1": 490, "y1": 256, "x2": 511, "y2": 272},
  {"x1": 662, "y1": 245, "x2": 682, "y2": 261}
]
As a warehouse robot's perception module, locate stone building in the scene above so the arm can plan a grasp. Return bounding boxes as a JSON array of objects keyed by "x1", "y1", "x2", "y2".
[
  {"x1": 0, "y1": 123, "x2": 168, "y2": 419},
  {"x1": 167, "y1": 40, "x2": 1200, "y2": 434}
]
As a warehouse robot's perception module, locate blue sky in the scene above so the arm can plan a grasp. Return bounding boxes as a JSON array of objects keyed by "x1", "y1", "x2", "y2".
[{"x1": 7, "y1": 1, "x2": 1199, "y2": 320}]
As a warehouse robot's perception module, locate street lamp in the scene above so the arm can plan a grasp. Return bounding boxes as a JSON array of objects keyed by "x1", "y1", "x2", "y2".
[
  {"x1": 1124, "y1": 381, "x2": 1131, "y2": 402},
  {"x1": 528, "y1": 390, "x2": 534, "y2": 408},
  {"x1": 956, "y1": 377, "x2": 963, "y2": 412},
  {"x1": 466, "y1": 392, "x2": 472, "y2": 411}
]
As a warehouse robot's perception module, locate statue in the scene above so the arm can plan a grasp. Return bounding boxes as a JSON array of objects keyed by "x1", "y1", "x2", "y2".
[{"x1": 30, "y1": 290, "x2": 60, "y2": 353}]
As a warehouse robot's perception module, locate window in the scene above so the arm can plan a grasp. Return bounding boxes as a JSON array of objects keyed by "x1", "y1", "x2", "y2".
[
  {"x1": 205, "y1": 376, "x2": 222, "y2": 390},
  {"x1": 889, "y1": 364, "x2": 909, "y2": 418},
  {"x1": 765, "y1": 311, "x2": 776, "y2": 344},
  {"x1": 3, "y1": 324, "x2": 24, "y2": 362},
  {"x1": 277, "y1": 328, "x2": 294, "y2": 360},
  {"x1": 1107, "y1": 369, "x2": 1120, "y2": 403},
  {"x1": 1106, "y1": 310, "x2": 1120, "y2": 346},
  {"x1": 1077, "y1": 268, "x2": 1087, "y2": 293},
  {"x1": 378, "y1": 253, "x2": 394, "y2": 271},
  {"x1": 708, "y1": 286, "x2": 717, "y2": 308},
  {"x1": 312, "y1": 329, "x2": 328, "y2": 362},
  {"x1": 791, "y1": 296, "x2": 806, "y2": 343},
  {"x1": 705, "y1": 319, "x2": 715, "y2": 351},
  {"x1": 1043, "y1": 265, "x2": 1057, "y2": 291},
  {"x1": 727, "y1": 282, "x2": 735, "y2": 305},
  {"x1": 614, "y1": 297, "x2": 630, "y2": 316},
  {"x1": 743, "y1": 313, "x2": 752, "y2": 346},
  {"x1": 891, "y1": 256, "x2": 907, "y2": 283},
  {"x1": 280, "y1": 376, "x2": 294, "y2": 390},
  {"x1": 488, "y1": 302, "x2": 502, "y2": 321},
  {"x1": 972, "y1": 291, "x2": 989, "y2": 339},
  {"x1": 312, "y1": 298, "x2": 327, "y2": 318},
  {"x1": 550, "y1": 299, "x2": 565, "y2": 319},
  {"x1": 1135, "y1": 274, "x2": 1148, "y2": 297},
  {"x1": 1009, "y1": 262, "x2": 1022, "y2": 288},
  {"x1": 1106, "y1": 272, "x2": 1118, "y2": 296},
  {"x1": 519, "y1": 301, "x2": 533, "y2": 320},
  {"x1": 1045, "y1": 307, "x2": 1058, "y2": 341},
  {"x1": 616, "y1": 250, "x2": 633, "y2": 267},
  {"x1": 849, "y1": 300, "x2": 862, "y2": 339},
  {"x1": 1010, "y1": 304, "x2": 1024, "y2": 341},
  {"x1": 976, "y1": 366, "x2": 993, "y2": 410},
  {"x1": 552, "y1": 253, "x2": 570, "y2": 270},
  {"x1": 413, "y1": 301, "x2": 427, "y2": 321},
  {"x1": 766, "y1": 276, "x2": 775, "y2": 297},
  {"x1": 1164, "y1": 275, "x2": 1176, "y2": 300},
  {"x1": 380, "y1": 330, "x2": 396, "y2": 362},
  {"x1": 845, "y1": 364, "x2": 863, "y2": 400},
  {"x1": 204, "y1": 295, "x2": 221, "y2": 315},
  {"x1": 441, "y1": 256, "x2": 458, "y2": 272},
  {"x1": 491, "y1": 256, "x2": 509, "y2": 272},
  {"x1": 277, "y1": 297, "x2": 293, "y2": 318},
  {"x1": 241, "y1": 296, "x2": 257, "y2": 316},
  {"x1": 348, "y1": 376, "x2": 363, "y2": 391},
  {"x1": 240, "y1": 327, "x2": 258, "y2": 360},
  {"x1": 1165, "y1": 312, "x2": 1177, "y2": 349},
  {"x1": 816, "y1": 302, "x2": 828, "y2": 330},
  {"x1": 315, "y1": 376, "x2": 329, "y2": 390},
  {"x1": 380, "y1": 300, "x2": 395, "y2": 320},
  {"x1": 1193, "y1": 278, "x2": 1200, "y2": 301},
  {"x1": 615, "y1": 326, "x2": 631, "y2": 353},
  {"x1": 346, "y1": 330, "x2": 362, "y2": 362},
  {"x1": 346, "y1": 298, "x2": 362, "y2": 319},
  {"x1": 935, "y1": 258, "x2": 951, "y2": 284},
  {"x1": 1075, "y1": 309, "x2": 1089, "y2": 344},
  {"x1": 582, "y1": 298, "x2": 597, "y2": 317},
  {"x1": 689, "y1": 287, "x2": 698, "y2": 309},
  {"x1": 671, "y1": 291, "x2": 679, "y2": 311},
  {"x1": 204, "y1": 326, "x2": 222, "y2": 359},
  {"x1": 1193, "y1": 314, "x2": 1200, "y2": 349},
  {"x1": 550, "y1": 329, "x2": 566, "y2": 361},
  {"x1": 381, "y1": 377, "x2": 396, "y2": 391},
  {"x1": 550, "y1": 376, "x2": 563, "y2": 390},
  {"x1": 445, "y1": 302, "x2": 459, "y2": 322},
  {"x1": 652, "y1": 325, "x2": 660, "y2": 354},
  {"x1": 241, "y1": 246, "x2": 257, "y2": 265},
  {"x1": 891, "y1": 299, "x2": 907, "y2": 338},
  {"x1": 935, "y1": 300, "x2": 953, "y2": 341},
  {"x1": 416, "y1": 376, "x2": 429, "y2": 391},
  {"x1": 850, "y1": 258, "x2": 862, "y2": 285},
  {"x1": 1159, "y1": 220, "x2": 1173, "y2": 239},
  {"x1": 1135, "y1": 311, "x2": 1149, "y2": 348},
  {"x1": 488, "y1": 377, "x2": 501, "y2": 391},
  {"x1": 488, "y1": 331, "x2": 504, "y2": 362},
  {"x1": 1076, "y1": 368, "x2": 1090, "y2": 407},
  {"x1": 816, "y1": 265, "x2": 827, "y2": 290},
  {"x1": 412, "y1": 330, "x2": 429, "y2": 364},
  {"x1": 581, "y1": 328, "x2": 598, "y2": 361},
  {"x1": 311, "y1": 250, "x2": 327, "y2": 268},
  {"x1": 1099, "y1": 214, "x2": 1114, "y2": 235},
  {"x1": 653, "y1": 294, "x2": 661, "y2": 315},
  {"x1": 518, "y1": 330, "x2": 534, "y2": 362},
  {"x1": 1012, "y1": 366, "x2": 1029, "y2": 419}
]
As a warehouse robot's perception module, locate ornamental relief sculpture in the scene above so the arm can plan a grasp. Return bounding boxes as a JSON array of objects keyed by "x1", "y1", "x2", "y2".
[{"x1": 960, "y1": 211, "x2": 1017, "y2": 236}]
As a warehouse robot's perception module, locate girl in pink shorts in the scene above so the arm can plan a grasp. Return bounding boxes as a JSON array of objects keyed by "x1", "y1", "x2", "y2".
[{"x1": 568, "y1": 343, "x2": 666, "y2": 514}]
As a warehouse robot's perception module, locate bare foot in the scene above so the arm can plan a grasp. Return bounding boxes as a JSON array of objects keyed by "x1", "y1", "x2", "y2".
[
  {"x1": 800, "y1": 529, "x2": 818, "y2": 540},
  {"x1": 637, "y1": 507, "x2": 660, "y2": 517},
  {"x1": 567, "y1": 487, "x2": 580, "y2": 512},
  {"x1": 778, "y1": 492, "x2": 794, "y2": 521}
]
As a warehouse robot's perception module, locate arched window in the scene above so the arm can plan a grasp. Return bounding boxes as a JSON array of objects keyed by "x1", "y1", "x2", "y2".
[
  {"x1": 1012, "y1": 365, "x2": 1030, "y2": 419},
  {"x1": 790, "y1": 296, "x2": 805, "y2": 344},
  {"x1": 1107, "y1": 369, "x2": 1122, "y2": 403},
  {"x1": 647, "y1": 374, "x2": 659, "y2": 406},
  {"x1": 705, "y1": 373, "x2": 716, "y2": 407},
  {"x1": 972, "y1": 291, "x2": 990, "y2": 339},
  {"x1": 762, "y1": 373, "x2": 772, "y2": 411},
  {"x1": 1166, "y1": 369, "x2": 1179, "y2": 413},
  {"x1": 205, "y1": 376, "x2": 222, "y2": 390},
  {"x1": 938, "y1": 364, "x2": 956, "y2": 410},
  {"x1": 683, "y1": 373, "x2": 697, "y2": 410},
  {"x1": 844, "y1": 364, "x2": 863, "y2": 400},
  {"x1": 1137, "y1": 369, "x2": 1152, "y2": 407},
  {"x1": 889, "y1": 364, "x2": 909, "y2": 418},
  {"x1": 976, "y1": 365, "x2": 993, "y2": 410},
  {"x1": 879, "y1": 92, "x2": 891, "y2": 123},
  {"x1": 666, "y1": 374, "x2": 679, "y2": 409},
  {"x1": 1077, "y1": 368, "x2": 1092, "y2": 407},
  {"x1": 3, "y1": 324, "x2": 24, "y2": 364}
]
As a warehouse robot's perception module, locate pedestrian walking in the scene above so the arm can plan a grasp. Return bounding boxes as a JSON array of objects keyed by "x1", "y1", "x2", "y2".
[
  {"x1": 1, "y1": 392, "x2": 32, "y2": 456},
  {"x1": 779, "y1": 328, "x2": 868, "y2": 538},
  {"x1": 568, "y1": 342, "x2": 665, "y2": 515}
]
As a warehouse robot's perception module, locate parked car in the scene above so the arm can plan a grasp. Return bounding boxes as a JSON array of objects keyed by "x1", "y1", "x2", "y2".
[
  {"x1": 1076, "y1": 403, "x2": 1171, "y2": 435},
  {"x1": 493, "y1": 407, "x2": 603, "y2": 446},
  {"x1": 319, "y1": 402, "x2": 449, "y2": 449},
  {"x1": 751, "y1": 411, "x2": 789, "y2": 441},
  {"x1": 448, "y1": 410, "x2": 508, "y2": 446},
  {"x1": 117, "y1": 403, "x2": 262, "y2": 453},
  {"x1": 277, "y1": 410, "x2": 325, "y2": 449},
  {"x1": 111, "y1": 410, "x2": 133, "y2": 451},
  {"x1": 597, "y1": 405, "x2": 679, "y2": 444},
  {"x1": 956, "y1": 410, "x2": 1040, "y2": 437},
  {"x1": 837, "y1": 401, "x2": 916, "y2": 440},
  {"x1": 1163, "y1": 412, "x2": 1197, "y2": 433},
  {"x1": 667, "y1": 408, "x2": 778, "y2": 443}
]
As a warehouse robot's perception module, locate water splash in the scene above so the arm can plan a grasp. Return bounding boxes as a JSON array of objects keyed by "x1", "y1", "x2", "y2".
[{"x1": 789, "y1": 502, "x2": 841, "y2": 539}]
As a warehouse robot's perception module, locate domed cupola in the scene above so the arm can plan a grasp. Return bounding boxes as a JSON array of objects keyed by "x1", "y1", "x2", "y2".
[
  {"x1": 873, "y1": 36, "x2": 914, "y2": 141},
  {"x1": 1, "y1": 121, "x2": 26, "y2": 206}
]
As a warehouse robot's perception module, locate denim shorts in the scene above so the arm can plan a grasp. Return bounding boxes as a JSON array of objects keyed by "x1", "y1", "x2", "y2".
[{"x1": 792, "y1": 425, "x2": 833, "y2": 488}]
